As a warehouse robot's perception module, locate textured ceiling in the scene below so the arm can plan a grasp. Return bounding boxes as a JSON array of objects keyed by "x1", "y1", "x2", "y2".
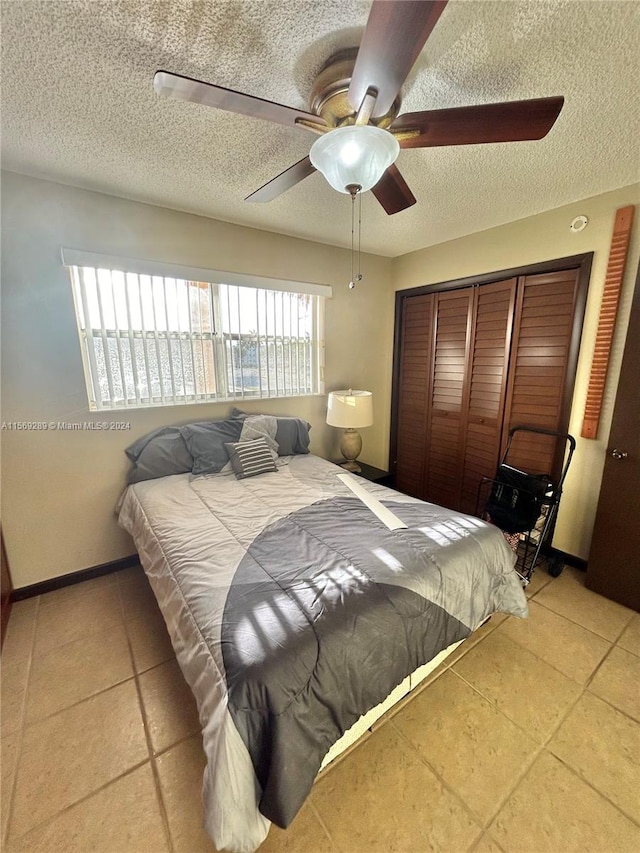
[{"x1": 2, "y1": 0, "x2": 639, "y2": 257}]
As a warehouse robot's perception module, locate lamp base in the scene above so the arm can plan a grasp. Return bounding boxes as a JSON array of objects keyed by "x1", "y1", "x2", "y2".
[{"x1": 339, "y1": 428, "x2": 363, "y2": 473}]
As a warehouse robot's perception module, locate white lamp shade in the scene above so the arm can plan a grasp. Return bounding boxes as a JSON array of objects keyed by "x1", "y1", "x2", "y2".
[
  {"x1": 310, "y1": 126, "x2": 400, "y2": 194},
  {"x1": 326, "y1": 390, "x2": 374, "y2": 428}
]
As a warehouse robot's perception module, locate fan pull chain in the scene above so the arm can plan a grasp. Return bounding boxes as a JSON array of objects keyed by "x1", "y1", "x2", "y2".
[
  {"x1": 358, "y1": 191, "x2": 362, "y2": 283},
  {"x1": 349, "y1": 188, "x2": 363, "y2": 290}
]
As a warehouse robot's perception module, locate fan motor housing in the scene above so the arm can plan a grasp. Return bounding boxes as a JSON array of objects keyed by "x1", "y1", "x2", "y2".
[{"x1": 310, "y1": 49, "x2": 401, "y2": 128}]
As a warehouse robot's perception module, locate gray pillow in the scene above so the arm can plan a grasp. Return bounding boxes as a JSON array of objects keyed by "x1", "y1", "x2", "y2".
[
  {"x1": 230, "y1": 408, "x2": 311, "y2": 455},
  {"x1": 225, "y1": 438, "x2": 278, "y2": 480},
  {"x1": 274, "y1": 417, "x2": 311, "y2": 456},
  {"x1": 180, "y1": 419, "x2": 243, "y2": 475},
  {"x1": 125, "y1": 427, "x2": 193, "y2": 483}
]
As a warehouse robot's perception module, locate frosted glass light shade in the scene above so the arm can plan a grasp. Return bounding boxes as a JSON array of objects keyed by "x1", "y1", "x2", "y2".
[
  {"x1": 326, "y1": 390, "x2": 374, "y2": 428},
  {"x1": 310, "y1": 126, "x2": 400, "y2": 194}
]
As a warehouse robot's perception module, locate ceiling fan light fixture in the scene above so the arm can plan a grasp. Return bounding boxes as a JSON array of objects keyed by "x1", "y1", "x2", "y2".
[{"x1": 310, "y1": 125, "x2": 400, "y2": 194}]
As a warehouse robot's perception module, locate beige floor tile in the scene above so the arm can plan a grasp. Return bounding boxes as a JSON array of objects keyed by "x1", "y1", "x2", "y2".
[
  {"x1": 6, "y1": 764, "x2": 169, "y2": 853},
  {"x1": 489, "y1": 752, "x2": 640, "y2": 853},
  {"x1": 1, "y1": 733, "x2": 20, "y2": 845},
  {"x1": 5, "y1": 597, "x2": 39, "y2": 619},
  {"x1": 119, "y1": 571, "x2": 161, "y2": 621},
  {"x1": 311, "y1": 722, "x2": 480, "y2": 853},
  {"x1": 10, "y1": 680, "x2": 148, "y2": 838},
  {"x1": 126, "y1": 607, "x2": 175, "y2": 673},
  {"x1": 139, "y1": 659, "x2": 200, "y2": 754},
  {"x1": 495, "y1": 600, "x2": 611, "y2": 684},
  {"x1": 548, "y1": 692, "x2": 640, "y2": 823},
  {"x1": 393, "y1": 669, "x2": 538, "y2": 823},
  {"x1": 524, "y1": 568, "x2": 552, "y2": 599},
  {"x1": 33, "y1": 583, "x2": 123, "y2": 656},
  {"x1": 1, "y1": 660, "x2": 29, "y2": 738},
  {"x1": 259, "y1": 802, "x2": 336, "y2": 852},
  {"x1": 534, "y1": 566, "x2": 634, "y2": 641},
  {"x1": 38, "y1": 573, "x2": 118, "y2": 609},
  {"x1": 1, "y1": 599, "x2": 38, "y2": 667},
  {"x1": 452, "y1": 631, "x2": 582, "y2": 743},
  {"x1": 617, "y1": 614, "x2": 640, "y2": 657},
  {"x1": 473, "y1": 833, "x2": 505, "y2": 853},
  {"x1": 444, "y1": 614, "x2": 508, "y2": 668},
  {"x1": 155, "y1": 735, "x2": 214, "y2": 853},
  {"x1": 588, "y1": 646, "x2": 640, "y2": 722},
  {"x1": 116, "y1": 563, "x2": 145, "y2": 585},
  {"x1": 25, "y1": 623, "x2": 134, "y2": 723}
]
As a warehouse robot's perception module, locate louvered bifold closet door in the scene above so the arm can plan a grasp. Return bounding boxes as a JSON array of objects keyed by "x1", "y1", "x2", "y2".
[
  {"x1": 395, "y1": 294, "x2": 434, "y2": 497},
  {"x1": 423, "y1": 289, "x2": 474, "y2": 510},
  {"x1": 459, "y1": 280, "x2": 516, "y2": 514},
  {"x1": 502, "y1": 269, "x2": 580, "y2": 478}
]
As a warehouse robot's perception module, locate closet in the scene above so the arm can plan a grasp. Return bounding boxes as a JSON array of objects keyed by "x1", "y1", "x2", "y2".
[{"x1": 391, "y1": 255, "x2": 592, "y2": 515}]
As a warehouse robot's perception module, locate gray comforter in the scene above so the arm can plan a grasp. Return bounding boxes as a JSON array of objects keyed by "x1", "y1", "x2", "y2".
[{"x1": 118, "y1": 454, "x2": 527, "y2": 852}]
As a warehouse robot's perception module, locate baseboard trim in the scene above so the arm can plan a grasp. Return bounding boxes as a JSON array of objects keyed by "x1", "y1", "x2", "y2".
[
  {"x1": 11, "y1": 554, "x2": 140, "y2": 601},
  {"x1": 10, "y1": 545, "x2": 585, "y2": 602},
  {"x1": 546, "y1": 547, "x2": 587, "y2": 572}
]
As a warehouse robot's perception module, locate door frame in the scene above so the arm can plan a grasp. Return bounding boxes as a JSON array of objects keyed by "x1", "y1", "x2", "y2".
[{"x1": 389, "y1": 253, "x2": 593, "y2": 479}]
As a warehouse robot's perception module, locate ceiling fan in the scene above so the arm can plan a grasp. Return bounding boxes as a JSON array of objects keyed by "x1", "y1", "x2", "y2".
[{"x1": 153, "y1": 0, "x2": 564, "y2": 216}]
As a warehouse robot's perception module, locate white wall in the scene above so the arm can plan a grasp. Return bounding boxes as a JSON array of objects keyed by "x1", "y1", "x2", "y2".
[
  {"x1": 393, "y1": 183, "x2": 640, "y2": 560},
  {"x1": 1, "y1": 172, "x2": 394, "y2": 587}
]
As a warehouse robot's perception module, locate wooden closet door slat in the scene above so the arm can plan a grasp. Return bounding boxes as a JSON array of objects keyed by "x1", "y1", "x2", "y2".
[
  {"x1": 502, "y1": 269, "x2": 580, "y2": 477},
  {"x1": 460, "y1": 279, "x2": 516, "y2": 514},
  {"x1": 395, "y1": 293, "x2": 434, "y2": 497},
  {"x1": 423, "y1": 289, "x2": 473, "y2": 510}
]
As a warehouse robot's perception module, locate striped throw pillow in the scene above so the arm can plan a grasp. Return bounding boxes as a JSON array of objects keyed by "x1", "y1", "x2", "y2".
[{"x1": 225, "y1": 438, "x2": 278, "y2": 480}]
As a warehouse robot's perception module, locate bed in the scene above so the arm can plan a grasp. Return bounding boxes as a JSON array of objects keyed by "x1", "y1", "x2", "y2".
[{"x1": 118, "y1": 450, "x2": 527, "y2": 853}]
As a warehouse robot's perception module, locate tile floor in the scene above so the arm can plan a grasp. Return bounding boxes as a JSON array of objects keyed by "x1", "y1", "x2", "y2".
[{"x1": 1, "y1": 564, "x2": 639, "y2": 853}]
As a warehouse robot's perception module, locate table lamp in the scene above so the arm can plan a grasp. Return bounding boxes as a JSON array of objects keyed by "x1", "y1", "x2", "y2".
[{"x1": 326, "y1": 389, "x2": 373, "y2": 472}]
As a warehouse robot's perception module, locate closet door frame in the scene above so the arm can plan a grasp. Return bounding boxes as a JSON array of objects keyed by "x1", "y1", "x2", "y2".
[{"x1": 390, "y1": 252, "x2": 593, "y2": 479}]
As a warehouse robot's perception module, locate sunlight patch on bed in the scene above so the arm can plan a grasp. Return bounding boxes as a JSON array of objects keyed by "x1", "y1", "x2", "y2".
[{"x1": 371, "y1": 547, "x2": 403, "y2": 573}]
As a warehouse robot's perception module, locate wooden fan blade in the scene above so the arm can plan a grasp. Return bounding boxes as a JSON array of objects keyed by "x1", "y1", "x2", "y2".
[
  {"x1": 392, "y1": 97, "x2": 565, "y2": 148},
  {"x1": 348, "y1": 1, "x2": 448, "y2": 118},
  {"x1": 154, "y1": 71, "x2": 326, "y2": 130},
  {"x1": 245, "y1": 157, "x2": 316, "y2": 203},
  {"x1": 372, "y1": 164, "x2": 417, "y2": 215}
]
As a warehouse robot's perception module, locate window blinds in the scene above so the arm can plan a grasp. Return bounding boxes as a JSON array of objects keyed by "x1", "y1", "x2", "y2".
[{"x1": 62, "y1": 249, "x2": 327, "y2": 411}]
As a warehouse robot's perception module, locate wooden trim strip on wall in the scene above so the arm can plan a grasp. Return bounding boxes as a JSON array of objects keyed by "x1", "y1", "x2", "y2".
[{"x1": 581, "y1": 205, "x2": 635, "y2": 439}]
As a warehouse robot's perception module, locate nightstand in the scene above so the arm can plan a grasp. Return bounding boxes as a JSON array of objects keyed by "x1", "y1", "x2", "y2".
[{"x1": 353, "y1": 462, "x2": 394, "y2": 487}]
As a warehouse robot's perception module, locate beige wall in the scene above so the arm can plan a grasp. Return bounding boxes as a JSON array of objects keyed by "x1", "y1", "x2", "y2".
[
  {"x1": 1, "y1": 172, "x2": 394, "y2": 587},
  {"x1": 393, "y1": 183, "x2": 640, "y2": 560},
  {"x1": 3, "y1": 171, "x2": 637, "y2": 587}
]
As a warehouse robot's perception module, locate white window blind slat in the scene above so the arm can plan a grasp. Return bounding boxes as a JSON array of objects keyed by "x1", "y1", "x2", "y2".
[
  {"x1": 264, "y1": 290, "x2": 271, "y2": 398},
  {"x1": 236, "y1": 286, "x2": 246, "y2": 398},
  {"x1": 93, "y1": 269, "x2": 117, "y2": 406},
  {"x1": 160, "y1": 279, "x2": 177, "y2": 406},
  {"x1": 272, "y1": 292, "x2": 279, "y2": 397},
  {"x1": 106, "y1": 272, "x2": 129, "y2": 406},
  {"x1": 75, "y1": 267, "x2": 101, "y2": 409},
  {"x1": 173, "y1": 279, "x2": 188, "y2": 404},
  {"x1": 122, "y1": 274, "x2": 142, "y2": 407},
  {"x1": 135, "y1": 274, "x2": 155, "y2": 406}
]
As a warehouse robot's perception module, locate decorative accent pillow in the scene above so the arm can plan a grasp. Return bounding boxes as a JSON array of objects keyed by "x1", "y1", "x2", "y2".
[
  {"x1": 230, "y1": 408, "x2": 311, "y2": 455},
  {"x1": 180, "y1": 419, "x2": 244, "y2": 476},
  {"x1": 125, "y1": 426, "x2": 194, "y2": 483},
  {"x1": 238, "y1": 413, "x2": 279, "y2": 454},
  {"x1": 225, "y1": 438, "x2": 278, "y2": 480}
]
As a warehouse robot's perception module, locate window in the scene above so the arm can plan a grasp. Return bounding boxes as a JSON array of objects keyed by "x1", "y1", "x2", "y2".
[{"x1": 62, "y1": 249, "x2": 328, "y2": 411}]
